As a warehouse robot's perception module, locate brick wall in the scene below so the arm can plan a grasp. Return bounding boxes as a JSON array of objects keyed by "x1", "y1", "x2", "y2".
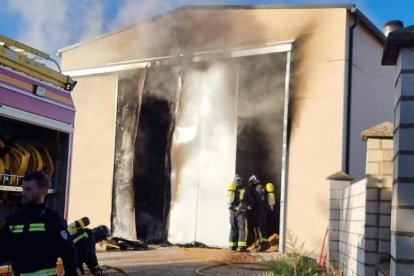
[
  {"x1": 328, "y1": 123, "x2": 393, "y2": 275},
  {"x1": 338, "y1": 179, "x2": 368, "y2": 275},
  {"x1": 365, "y1": 136, "x2": 393, "y2": 268},
  {"x1": 328, "y1": 172, "x2": 353, "y2": 267}
]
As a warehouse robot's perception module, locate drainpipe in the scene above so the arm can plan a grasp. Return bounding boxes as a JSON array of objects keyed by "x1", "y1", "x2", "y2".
[{"x1": 344, "y1": 10, "x2": 359, "y2": 174}]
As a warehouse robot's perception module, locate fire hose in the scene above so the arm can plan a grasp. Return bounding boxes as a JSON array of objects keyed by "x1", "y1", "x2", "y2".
[
  {"x1": 195, "y1": 262, "x2": 269, "y2": 276},
  {"x1": 181, "y1": 247, "x2": 271, "y2": 276}
]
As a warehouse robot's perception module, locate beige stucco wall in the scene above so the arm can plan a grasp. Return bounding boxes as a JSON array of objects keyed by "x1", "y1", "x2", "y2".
[
  {"x1": 281, "y1": 11, "x2": 347, "y2": 253},
  {"x1": 68, "y1": 74, "x2": 117, "y2": 227},
  {"x1": 61, "y1": 7, "x2": 354, "y2": 253}
]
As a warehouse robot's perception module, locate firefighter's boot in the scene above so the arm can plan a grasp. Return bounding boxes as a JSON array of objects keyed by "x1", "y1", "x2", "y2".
[
  {"x1": 237, "y1": 246, "x2": 247, "y2": 252},
  {"x1": 254, "y1": 242, "x2": 268, "y2": 252}
]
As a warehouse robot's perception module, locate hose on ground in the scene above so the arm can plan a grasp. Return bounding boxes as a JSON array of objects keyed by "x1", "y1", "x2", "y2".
[
  {"x1": 181, "y1": 247, "x2": 271, "y2": 276},
  {"x1": 195, "y1": 262, "x2": 270, "y2": 276}
]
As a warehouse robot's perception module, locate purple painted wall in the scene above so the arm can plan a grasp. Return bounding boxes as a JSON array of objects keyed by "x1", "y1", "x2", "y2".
[
  {"x1": 0, "y1": 65, "x2": 75, "y2": 125},
  {"x1": 0, "y1": 86, "x2": 74, "y2": 124}
]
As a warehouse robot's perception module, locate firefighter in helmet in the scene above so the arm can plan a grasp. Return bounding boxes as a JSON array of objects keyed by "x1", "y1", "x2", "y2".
[
  {"x1": 69, "y1": 218, "x2": 111, "y2": 275},
  {"x1": 248, "y1": 174, "x2": 276, "y2": 252},
  {"x1": 228, "y1": 174, "x2": 251, "y2": 252}
]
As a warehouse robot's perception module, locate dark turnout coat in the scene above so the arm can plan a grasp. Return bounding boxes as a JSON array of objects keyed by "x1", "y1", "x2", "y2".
[
  {"x1": 71, "y1": 228, "x2": 100, "y2": 274},
  {"x1": 0, "y1": 203, "x2": 78, "y2": 276}
]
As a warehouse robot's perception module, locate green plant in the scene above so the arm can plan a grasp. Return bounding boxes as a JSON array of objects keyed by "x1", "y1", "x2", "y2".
[
  {"x1": 263, "y1": 253, "x2": 325, "y2": 276},
  {"x1": 261, "y1": 231, "x2": 342, "y2": 276}
]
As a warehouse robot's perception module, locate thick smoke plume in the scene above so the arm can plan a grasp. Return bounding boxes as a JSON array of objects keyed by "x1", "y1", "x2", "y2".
[
  {"x1": 2, "y1": 0, "x2": 373, "y2": 60},
  {"x1": 2, "y1": 0, "x2": 250, "y2": 58}
]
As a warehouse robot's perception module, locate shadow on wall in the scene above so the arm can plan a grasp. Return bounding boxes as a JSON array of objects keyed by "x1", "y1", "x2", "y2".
[{"x1": 287, "y1": 21, "x2": 317, "y2": 140}]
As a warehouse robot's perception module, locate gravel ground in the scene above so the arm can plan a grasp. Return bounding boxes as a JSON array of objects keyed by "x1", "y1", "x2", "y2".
[{"x1": 96, "y1": 246, "x2": 278, "y2": 276}]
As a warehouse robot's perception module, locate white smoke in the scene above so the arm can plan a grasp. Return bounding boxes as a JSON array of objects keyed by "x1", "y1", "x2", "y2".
[
  {"x1": 3, "y1": 0, "x2": 104, "y2": 59},
  {"x1": 111, "y1": 0, "x2": 175, "y2": 30},
  {"x1": 2, "y1": 0, "x2": 377, "y2": 62}
]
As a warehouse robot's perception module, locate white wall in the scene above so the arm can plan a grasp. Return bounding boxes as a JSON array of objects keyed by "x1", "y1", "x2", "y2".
[{"x1": 348, "y1": 24, "x2": 396, "y2": 180}]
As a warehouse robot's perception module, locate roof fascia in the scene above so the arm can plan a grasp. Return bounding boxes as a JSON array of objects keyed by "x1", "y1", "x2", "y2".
[{"x1": 58, "y1": 4, "x2": 384, "y2": 55}]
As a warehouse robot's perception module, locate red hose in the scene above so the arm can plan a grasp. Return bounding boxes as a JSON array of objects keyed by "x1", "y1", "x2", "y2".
[{"x1": 317, "y1": 228, "x2": 329, "y2": 267}]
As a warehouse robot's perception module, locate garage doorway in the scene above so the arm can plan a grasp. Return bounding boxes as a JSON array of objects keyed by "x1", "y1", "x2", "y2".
[
  {"x1": 134, "y1": 69, "x2": 175, "y2": 243},
  {"x1": 236, "y1": 53, "x2": 287, "y2": 237}
]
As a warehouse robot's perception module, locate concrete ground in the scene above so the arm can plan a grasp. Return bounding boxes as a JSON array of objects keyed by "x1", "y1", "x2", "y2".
[{"x1": 97, "y1": 246, "x2": 278, "y2": 276}]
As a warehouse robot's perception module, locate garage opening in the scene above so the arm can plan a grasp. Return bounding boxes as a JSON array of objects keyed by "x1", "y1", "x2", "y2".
[
  {"x1": 134, "y1": 70, "x2": 175, "y2": 243},
  {"x1": 236, "y1": 53, "x2": 287, "y2": 238}
]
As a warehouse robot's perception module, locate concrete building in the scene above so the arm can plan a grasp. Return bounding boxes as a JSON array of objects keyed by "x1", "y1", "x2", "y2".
[
  {"x1": 381, "y1": 22, "x2": 414, "y2": 276},
  {"x1": 59, "y1": 4, "x2": 395, "y2": 253}
]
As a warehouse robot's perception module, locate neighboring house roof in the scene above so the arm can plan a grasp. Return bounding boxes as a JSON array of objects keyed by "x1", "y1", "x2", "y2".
[{"x1": 58, "y1": 4, "x2": 385, "y2": 55}]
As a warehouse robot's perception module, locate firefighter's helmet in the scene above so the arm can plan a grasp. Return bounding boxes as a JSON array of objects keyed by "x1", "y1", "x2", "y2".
[
  {"x1": 93, "y1": 225, "x2": 111, "y2": 242},
  {"x1": 248, "y1": 175, "x2": 261, "y2": 186},
  {"x1": 234, "y1": 174, "x2": 245, "y2": 187}
]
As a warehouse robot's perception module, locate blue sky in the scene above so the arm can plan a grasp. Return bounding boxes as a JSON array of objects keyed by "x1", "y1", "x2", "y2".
[{"x1": 0, "y1": 0, "x2": 413, "y2": 59}]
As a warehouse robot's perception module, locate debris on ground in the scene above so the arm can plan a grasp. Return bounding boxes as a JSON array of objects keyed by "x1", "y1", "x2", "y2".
[
  {"x1": 267, "y1": 233, "x2": 280, "y2": 252},
  {"x1": 247, "y1": 233, "x2": 279, "y2": 253},
  {"x1": 105, "y1": 237, "x2": 148, "y2": 251}
]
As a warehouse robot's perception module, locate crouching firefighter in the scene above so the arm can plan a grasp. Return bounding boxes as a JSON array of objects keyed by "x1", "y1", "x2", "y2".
[
  {"x1": 248, "y1": 175, "x2": 276, "y2": 252},
  {"x1": 68, "y1": 217, "x2": 111, "y2": 275},
  {"x1": 228, "y1": 175, "x2": 251, "y2": 252}
]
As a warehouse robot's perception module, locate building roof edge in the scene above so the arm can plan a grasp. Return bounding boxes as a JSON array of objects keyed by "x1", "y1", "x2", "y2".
[{"x1": 58, "y1": 4, "x2": 385, "y2": 55}]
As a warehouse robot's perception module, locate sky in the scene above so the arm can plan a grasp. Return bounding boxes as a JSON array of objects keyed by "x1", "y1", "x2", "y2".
[{"x1": 0, "y1": 0, "x2": 413, "y2": 62}]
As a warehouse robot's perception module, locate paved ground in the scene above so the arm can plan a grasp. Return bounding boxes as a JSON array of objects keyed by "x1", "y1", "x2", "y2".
[{"x1": 97, "y1": 246, "x2": 278, "y2": 276}]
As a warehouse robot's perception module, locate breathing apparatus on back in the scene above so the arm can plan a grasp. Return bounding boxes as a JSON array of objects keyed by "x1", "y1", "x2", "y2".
[
  {"x1": 266, "y1": 182, "x2": 276, "y2": 211},
  {"x1": 228, "y1": 174, "x2": 246, "y2": 207}
]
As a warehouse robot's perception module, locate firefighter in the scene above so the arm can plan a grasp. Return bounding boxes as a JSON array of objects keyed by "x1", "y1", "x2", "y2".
[
  {"x1": 248, "y1": 175, "x2": 276, "y2": 252},
  {"x1": 70, "y1": 223, "x2": 110, "y2": 275},
  {"x1": 0, "y1": 171, "x2": 79, "y2": 275},
  {"x1": 228, "y1": 174, "x2": 251, "y2": 252}
]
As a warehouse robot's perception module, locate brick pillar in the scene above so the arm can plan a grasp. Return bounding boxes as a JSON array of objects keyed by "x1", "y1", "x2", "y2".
[
  {"x1": 327, "y1": 171, "x2": 352, "y2": 267},
  {"x1": 362, "y1": 122, "x2": 394, "y2": 186},
  {"x1": 362, "y1": 122, "x2": 393, "y2": 272},
  {"x1": 390, "y1": 47, "x2": 414, "y2": 275},
  {"x1": 382, "y1": 25, "x2": 414, "y2": 275}
]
